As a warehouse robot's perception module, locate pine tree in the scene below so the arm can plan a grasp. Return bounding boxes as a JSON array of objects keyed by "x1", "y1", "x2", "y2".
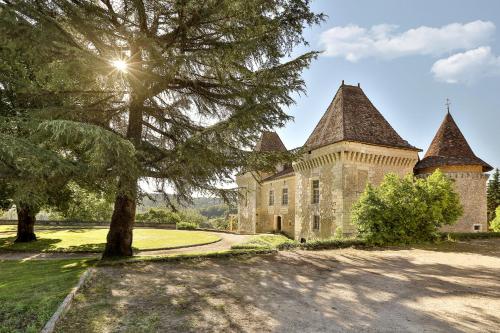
[
  {"x1": 487, "y1": 168, "x2": 500, "y2": 222},
  {"x1": 5, "y1": 1, "x2": 324, "y2": 257},
  {"x1": 0, "y1": 5, "x2": 135, "y2": 242}
]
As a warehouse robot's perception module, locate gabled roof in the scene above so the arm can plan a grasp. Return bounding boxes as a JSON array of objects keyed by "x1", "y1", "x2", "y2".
[
  {"x1": 254, "y1": 131, "x2": 287, "y2": 152},
  {"x1": 415, "y1": 112, "x2": 492, "y2": 172},
  {"x1": 304, "y1": 83, "x2": 419, "y2": 151}
]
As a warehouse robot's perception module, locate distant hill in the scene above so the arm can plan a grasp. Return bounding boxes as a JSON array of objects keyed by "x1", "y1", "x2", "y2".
[{"x1": 138, "y1": 194, "x2": 230, "y2": 212}]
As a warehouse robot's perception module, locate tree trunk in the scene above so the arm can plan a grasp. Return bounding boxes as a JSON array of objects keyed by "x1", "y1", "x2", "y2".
[
  {"x1": 102, "y1": 182, "x2": 137, "y2": 257},
  {"x1": 15, "y1": 204, "x2": 37, "y2": 242},
  {"x1": 102, "y1": 43, "x2": 144, "y2": 258}
]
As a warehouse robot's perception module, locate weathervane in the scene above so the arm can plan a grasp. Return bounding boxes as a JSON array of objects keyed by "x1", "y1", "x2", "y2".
[{"x1": 445, "y1": 98, "x2": 451, "y2": 114}]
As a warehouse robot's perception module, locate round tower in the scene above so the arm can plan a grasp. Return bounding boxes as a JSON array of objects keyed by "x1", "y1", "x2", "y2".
[{"x1": 414, "y1": 112, "x2": 492, "y2": 232}]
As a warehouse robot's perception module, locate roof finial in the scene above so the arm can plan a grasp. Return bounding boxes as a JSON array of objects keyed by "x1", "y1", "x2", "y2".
[
  {"x1": 357, "y1": 83, "x2": 360, "y2": 88},
  {"x1": 445, "y1": 98, "x2": 451, "y2": 114},
  {"x1": 341, "y1": 80, "x2": 344, "y2": 86}
]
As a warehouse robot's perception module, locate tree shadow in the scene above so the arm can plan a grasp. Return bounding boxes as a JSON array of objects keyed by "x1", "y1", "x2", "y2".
[
  {"x1": 59, "y1": 247, "x2": 500, "y2": 332},
  {"x1": 367, "y1": 238, "x2": 500, "y2": 259},
  {"x1": 0, "y1": 236, "x2": 106, "y2": 253}
]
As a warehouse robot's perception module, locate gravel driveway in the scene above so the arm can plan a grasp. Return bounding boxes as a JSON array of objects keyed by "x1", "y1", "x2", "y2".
[{"x1": 55, "y1": 238, "x2": 500, "y2": 333}]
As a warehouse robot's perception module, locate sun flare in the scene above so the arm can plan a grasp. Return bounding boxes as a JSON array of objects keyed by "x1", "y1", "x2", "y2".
[{"x1": 111, "y1": 59, "x2": 128, "y2": 72}]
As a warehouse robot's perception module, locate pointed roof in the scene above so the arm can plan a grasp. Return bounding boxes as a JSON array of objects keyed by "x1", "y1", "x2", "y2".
[
  {"x1": 304, "y1": 83, "x2": 419, "y2": 151},
  {"x1": 415, "y1": 112, "x2": 492, "y2": 172},
  {"x1": 254, "y1": 131, "x2": 287, "y2": 152}
]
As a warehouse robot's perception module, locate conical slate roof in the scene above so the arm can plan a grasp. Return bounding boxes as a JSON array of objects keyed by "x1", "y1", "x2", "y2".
[
  {"x1": 254, "y1": 131, "x2": 287, "y2": 152},
  {"x1": 415, "y1": 112, "x2": 492, "y2": 172},
  {"x1": 305, "y1": 83, "x2": 419, "y2": 151}
]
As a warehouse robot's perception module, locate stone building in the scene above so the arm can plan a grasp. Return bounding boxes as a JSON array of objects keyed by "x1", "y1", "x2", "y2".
[{"x1": 236, "y1": 82, "x2": 492, "y2": 240}]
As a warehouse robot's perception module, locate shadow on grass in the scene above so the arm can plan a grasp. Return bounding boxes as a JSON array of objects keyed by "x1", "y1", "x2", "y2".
[{"x1": 0, "y1": 236, "x2": 107, "y2": 253}]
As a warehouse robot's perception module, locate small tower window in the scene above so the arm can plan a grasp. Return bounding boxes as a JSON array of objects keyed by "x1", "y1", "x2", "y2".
[
  {"x1": 268, "y1": 190, "x2": 274, "y2": 206},
  {"x1": 311, "y1": 180, "x2": 320, "y2": 204},
  {"x1": 282, "y1": 188, "x2": 288, "y2": 205},
  {"x1": 473, "y1": 224, "x2": 481, "y2": 232},
  {"x1": 313, "y1": 215, "x2": 320, "y2": 230}
]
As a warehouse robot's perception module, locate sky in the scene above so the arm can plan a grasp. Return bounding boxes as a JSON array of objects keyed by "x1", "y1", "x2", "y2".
[
  {"x1": 279, "y1": 0, "x2": 500, "y2": 171},
  {"x1": 143, "y1": 0, "x2": 500, "y2": 194}
]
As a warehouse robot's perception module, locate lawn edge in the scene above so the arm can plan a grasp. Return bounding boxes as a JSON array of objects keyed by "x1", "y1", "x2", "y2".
[
  {"x1": 41, "y1": 267, "x2": 94, "y2": 333},
  {"x1": 98, "y1": 248, "x2": 277, "y2": 266}
]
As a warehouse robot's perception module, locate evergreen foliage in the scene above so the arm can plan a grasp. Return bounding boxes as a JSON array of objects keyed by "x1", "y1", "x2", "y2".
[
  {"x1": 352, "y1": 170, "x2": 463, "y2": 245},
  {"x1": 3, "y1": 1, "x2": 323, "y2": 256},
  {"x1": 487, "y1": 168, "x2": 500, "y2": 221}
]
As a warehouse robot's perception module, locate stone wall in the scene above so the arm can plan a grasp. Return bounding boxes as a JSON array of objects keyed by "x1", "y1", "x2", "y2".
[
  {"x1": 257, "y1": 176, "x2": 295, "y2": 237},
  {"x1": 417, "y1": 167, "x2": 489, "y2": 232}
]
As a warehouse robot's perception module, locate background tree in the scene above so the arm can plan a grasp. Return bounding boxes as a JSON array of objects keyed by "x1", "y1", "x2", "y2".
[
  {"x1": 352, "y1": 170, "x2": 463, "y2": 245},
  {"x1": 49, "y1": 183, "x2": 114, "y2": 222},
  {"x1": 487, "y1": 168, "x2": 500, "y2": 222},
  {"x1": 7, "y1": 1, "x2": 324, "y2": 257},
  {"x1": 491, "y1": 207, "x2": 500, "y2": 232}
]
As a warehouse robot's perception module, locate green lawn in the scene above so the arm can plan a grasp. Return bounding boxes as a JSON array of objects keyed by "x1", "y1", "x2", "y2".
[
  {"x1": 0, "y1": 227, "x2": 220, "y2": 252},
  {"x1": 0, "y1": 259, "x2": 92, "y2": 333},
  {"x1": 231, "y1": 234, "x2": 297, "y2": 250}
]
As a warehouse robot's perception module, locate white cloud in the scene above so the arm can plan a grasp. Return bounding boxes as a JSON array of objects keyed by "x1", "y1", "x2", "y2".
[
  {"x1": 320, "y1": 20, "x2": 495, "y2": 62},
  {"x1": 431, "y1": 46, "x2": 500, "y2": 84}
]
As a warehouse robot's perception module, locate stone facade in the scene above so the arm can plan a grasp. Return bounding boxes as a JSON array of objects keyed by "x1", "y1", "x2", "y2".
[
  {"x1": 416, "y1": 166, "x2": 489, "y2": 232},
  {"x1": 293, "y1": 141, "x2": 418, "y2": 240},
  {"x1": 236, "y1": 83, "x2": 492, "y2": 239}
]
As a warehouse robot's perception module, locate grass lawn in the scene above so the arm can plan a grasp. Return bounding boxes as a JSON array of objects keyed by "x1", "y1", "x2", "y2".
[
  {"x1": 231, "y1": 234, "x2": 296, "y2": 250},
  {"x1": 0, "y1": 228, "x2": 220, "y2": 252},
  {"x1": 0, "y1": 259, "x2": 92, "y2": 333}
]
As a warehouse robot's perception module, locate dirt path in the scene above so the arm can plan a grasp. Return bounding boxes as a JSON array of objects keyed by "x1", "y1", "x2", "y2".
[
  {"x1": 0, "y1": 232, "x2": 251, "y2": 260},
  {"x1": 55, "y1": 238, "x2": 500, "y2": 333}
]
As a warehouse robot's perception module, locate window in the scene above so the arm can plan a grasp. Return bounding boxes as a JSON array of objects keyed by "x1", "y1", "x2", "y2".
[
  {"x1": 313, "y1": 215, "x2": 320, "y2": 230},
  {"x1": 282, "y1": 188, "x2": 289, "y2": 205},
  {"x1": 311, "y1": 180, "x2": 320, "y2": 204},
  {"x1": 473, "y1": 224, "x2": 481, "y2": 232},
  {"x1": 268, "y1": 190, "x2": 274, "y2": 206}
]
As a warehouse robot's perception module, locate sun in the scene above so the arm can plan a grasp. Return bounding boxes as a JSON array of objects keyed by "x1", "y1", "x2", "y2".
[{"x1": 111, "y1": 59, "x2": 128, "y2": 72}]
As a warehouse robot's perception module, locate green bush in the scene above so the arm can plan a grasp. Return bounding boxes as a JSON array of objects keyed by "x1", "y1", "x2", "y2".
[
  {"x1": 176, "y1": 221, "x2": 198, "y2": 230},
  {"x1": 232, "y1": 234, "x2": 298, "y2": 250},
  {"x1": 442, "y1": 231, "x2": 500, "y2": 241},
  {"x1": 135, "y1": 208, "x2": 181, "y2": 224},
  {"x1": 300, "y1": 238, "x2": 366, "y2": 250},
  {"x1": 352, "y1": 170, "x2": 463, "y2": 245},
  {"x1": 178, "y1": 209, "x2": 206, "y2": 225},
  {"x1": 491, "y1": 207, "x2": 500, "y2": 232}
]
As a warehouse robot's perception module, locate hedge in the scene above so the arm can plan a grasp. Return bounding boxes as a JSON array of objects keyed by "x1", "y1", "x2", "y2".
[{"x1": 441, "y1": 232, "x2": 500, "y2": 241}]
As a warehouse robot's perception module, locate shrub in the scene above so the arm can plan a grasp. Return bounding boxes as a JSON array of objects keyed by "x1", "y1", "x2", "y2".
[
  {"x1": 136, "y1": 208, "x2": 181, "y2": 224},
  {"x1": 300, "y1": 238, "x2": 366, "y2": 250},
  {"x1": 232, "y1": 234, "x2": 298, "y2": 250},
  {"x1": 491, "y1": 207, "x2": 500, "y2": 232},
  {"x1": 352, "y1": 170, "x2": 463, "y2": 245},
  {"x1": 178, "y1": 210, "x2": 206, "y2": 225},
  {"x1": 334, "y1": 226, "x2": 343, "y2": 239},
  {"x1": 176, "y1": 221, "x2": 198, "y2": 230},
  {"x1": 442, "y1": 231, "x2": 500, "y2": 241}
]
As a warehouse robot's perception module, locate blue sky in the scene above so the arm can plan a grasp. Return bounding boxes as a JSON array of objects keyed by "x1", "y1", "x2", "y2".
[{"x1": 279, "y1": 0, "x2": 500, "y2": 171}]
